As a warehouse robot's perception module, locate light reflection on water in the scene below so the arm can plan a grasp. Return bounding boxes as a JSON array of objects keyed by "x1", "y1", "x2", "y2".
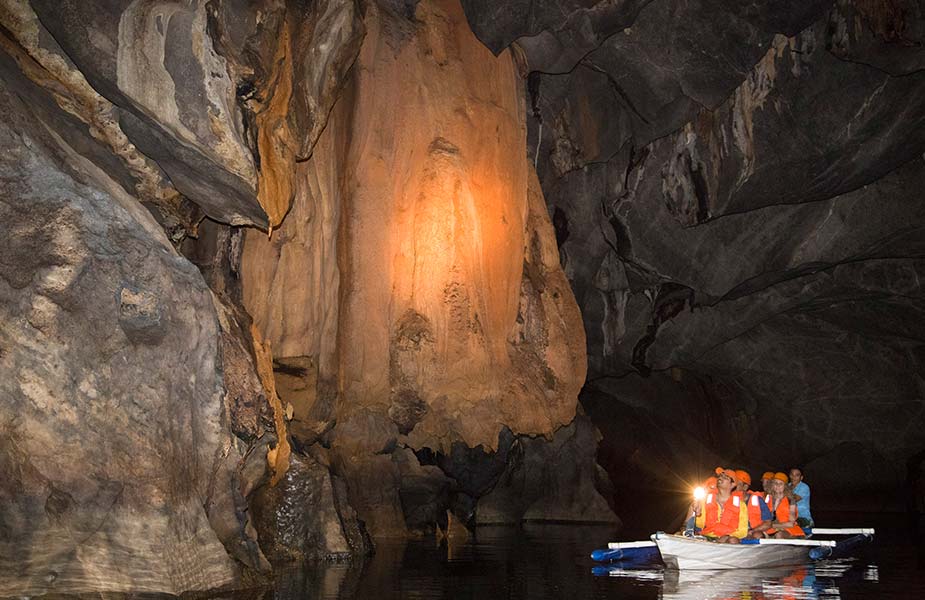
[
  {"x1": 3, "y1": 523, "x2": 924, "y2": 599},
  {"x1": 595, "y1": 561, "x2": 854, "y2": 599}
]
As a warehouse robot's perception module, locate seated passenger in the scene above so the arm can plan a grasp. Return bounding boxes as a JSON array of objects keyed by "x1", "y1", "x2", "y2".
[
  {"x1": 764, "y1": 472, "x2": 806, "y2": 539},
  {"x1": 683, "y1": 476, "x2": 717, "y2": 534},
  {"x1": 698, "y1": 468, "x2": 747, "y2": 542},
  {"x1": 760, "y1": 471, "x2": 774, "y2": 497},
  {"x1": 789, "y1": 467, "x2": 814, "y2": 528},
  {"x1": 735, "y1": 469, "x2": 772, "y2": 539}
]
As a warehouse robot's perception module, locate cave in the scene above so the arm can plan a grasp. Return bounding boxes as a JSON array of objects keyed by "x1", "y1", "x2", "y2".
[{"x1": 1, "y1": 0, "x2": 923, "y2": 597}]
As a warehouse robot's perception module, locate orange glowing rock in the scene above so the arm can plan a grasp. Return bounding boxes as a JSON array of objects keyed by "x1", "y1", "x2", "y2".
[{"x1": 243, "y1": 0, "x2": 586, "y2": 455}]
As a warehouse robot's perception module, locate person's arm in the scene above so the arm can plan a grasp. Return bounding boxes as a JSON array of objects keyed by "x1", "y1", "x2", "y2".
[
  {"x1": 749, "y1": 499, "x2": 773, "y2": 535},
  {"x1": 694, "y1": 500, "x2": 706, "y2": 529}
]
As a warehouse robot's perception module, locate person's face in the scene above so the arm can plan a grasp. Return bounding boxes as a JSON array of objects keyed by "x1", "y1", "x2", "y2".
[
  {"x1": 771, "y1": 478, "x2": 785, "y2": 495},
  {"x1": 762, "y1": 478, "x2": 771, "y2": 492},
  {"x1": 717, "y1": 474, "x2": 734, "y2": 492},
  {"x1": 790, "y1": 469, "x2": 802, "y2": 484},
  {"x1": 738, "y1": 481, "x2": 749, "y2": 493}
]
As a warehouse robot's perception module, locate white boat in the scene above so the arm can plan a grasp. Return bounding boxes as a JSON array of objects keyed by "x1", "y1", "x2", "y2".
[
  {"x1": 592, "y1": 528, "x2": 875, "y2": 570},
  {"x1": 652, "y1": 532, "x2": 836, "y2": 570}
]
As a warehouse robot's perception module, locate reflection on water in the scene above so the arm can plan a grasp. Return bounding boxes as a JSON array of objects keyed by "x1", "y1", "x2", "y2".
[
  {"x1": 3, "y1": 522, "x2": 924, "y2": 599},
  {"x1": 595, "y1": 562, "x2": 855, "y2": 599}
]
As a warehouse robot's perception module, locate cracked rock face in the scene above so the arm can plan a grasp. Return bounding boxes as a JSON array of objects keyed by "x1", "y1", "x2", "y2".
[{"x1": 462, "y1": 0, "x2": 925, "y2": 508}]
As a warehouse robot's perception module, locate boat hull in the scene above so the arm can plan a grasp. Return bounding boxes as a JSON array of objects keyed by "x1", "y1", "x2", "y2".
[{"x1": 653, "y1": 533, "x2": 813, "y2": 570}]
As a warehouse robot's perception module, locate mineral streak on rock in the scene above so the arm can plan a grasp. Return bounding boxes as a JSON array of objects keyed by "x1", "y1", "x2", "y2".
[
  {"x1": 251, "y1": 324, "x2": 292, "y2": 486},
  {"x1": 114, "y1": 0, "x2": 255, "y2": 187},
  {"x1": 242, "y1": 61, "x2": 348, "y2": 402},
  {"x1": 252, "y1": 17, "x2": 297, "y2": 229},
  {"x1": 0, "y1": 0, "x2": 187, "y2": 231},
  {"x1": 212, "y1": 0, "x2": 364, "y2": 227}
]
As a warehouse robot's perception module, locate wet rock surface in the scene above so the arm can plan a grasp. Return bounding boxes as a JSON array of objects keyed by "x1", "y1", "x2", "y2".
[
  {"x1": 251, "y1": 453, "x2": 371, "y2": 564},
  {"x1": 476, "y1": 415, "x2": 620, "y2": 525}
]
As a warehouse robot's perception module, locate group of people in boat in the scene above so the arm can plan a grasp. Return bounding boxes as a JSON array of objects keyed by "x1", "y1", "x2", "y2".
[{"x1": 683, "y1": 467, "x2": 814, "y2": 543}]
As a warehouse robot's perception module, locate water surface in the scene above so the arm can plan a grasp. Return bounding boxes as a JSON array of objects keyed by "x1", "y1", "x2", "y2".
[{"x1": 7, "y1": 514, "x2": 923, "y2": 599}]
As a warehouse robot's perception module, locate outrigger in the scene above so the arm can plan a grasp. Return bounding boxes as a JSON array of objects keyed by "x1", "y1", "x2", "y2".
[{"x1": 591, "y1": 528, "x2": 875, "y2": 570}]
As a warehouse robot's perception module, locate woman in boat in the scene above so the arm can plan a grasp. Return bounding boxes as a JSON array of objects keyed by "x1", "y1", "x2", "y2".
[
  {"x1": 698, "y1": 468, "x2": 748, "y2": 543},
  {"x1": 763, "y1": 472, "x2": 806, "y2": 539},
  {"x1": 735, "y1": 470, "x2": 773, "y2": 539}
]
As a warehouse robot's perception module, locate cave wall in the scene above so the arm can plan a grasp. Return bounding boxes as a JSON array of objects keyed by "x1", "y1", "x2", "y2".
[
  {"x1": 0, "y1": 0, "x2": 367, "y2": 593},
  {"x1": 2, "y1": 0, "x2": 615, "y2": 588},
  {"x1": 0, "y1": 51, "x2": 246, "y2": 595},
  {"x1": 461, "y1": 0, "x2": 925, "y2": 510}
]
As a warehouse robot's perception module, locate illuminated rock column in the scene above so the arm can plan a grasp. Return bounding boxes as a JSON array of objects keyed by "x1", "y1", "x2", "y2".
[
  {"x1": 244, "y1": 0, "x2": 586, "y2": 454},
  {"x1": 338, "y1": 0, "x2": 585, "y2": 451}
]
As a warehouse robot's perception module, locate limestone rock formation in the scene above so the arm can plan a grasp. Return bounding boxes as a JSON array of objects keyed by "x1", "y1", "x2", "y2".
[
  {"x1": 476, "y1": 415, "x2": 620, "y2": 525},
  {"x1": 251, "y1": 452, "x2": 371, "y2": 563},
  {"x1": 3, "y1": 0, "x2": 365, "y2": 230},
  {"x1": 9, "y1": 0, "x2": 923, "y2": 593},
  {"x1": 243, "y1": 0, "x2": 608, "y2": 537}
]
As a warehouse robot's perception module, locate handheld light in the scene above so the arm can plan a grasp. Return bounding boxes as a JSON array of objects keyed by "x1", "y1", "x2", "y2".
[{"x1": 693, "y1": 486, "x2": 706, "y2": 501}]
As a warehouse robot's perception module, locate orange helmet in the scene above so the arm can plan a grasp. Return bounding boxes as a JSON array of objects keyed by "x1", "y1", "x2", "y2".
[{"x1": 735, "y1": 470, "x2": 751, "y2": 486}]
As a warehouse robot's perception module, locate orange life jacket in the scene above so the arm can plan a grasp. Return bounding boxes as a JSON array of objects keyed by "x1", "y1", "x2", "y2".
[
  {"x1": 765, "y1": 494, "x2": 805, "y2": 537},
  {"x1": 701, "y1": 492, "x2": 747, "y2": 538},
  {"x1": 746, "y1": 492, "x2": 767, "y2": 529}
]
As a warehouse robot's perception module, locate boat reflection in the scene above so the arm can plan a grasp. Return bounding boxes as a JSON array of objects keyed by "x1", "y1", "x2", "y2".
[{"x1": 593, "y1": 560, "x2": 858, "y2": 599}]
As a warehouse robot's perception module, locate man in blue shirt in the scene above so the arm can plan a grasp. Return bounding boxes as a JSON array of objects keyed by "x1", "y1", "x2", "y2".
[{"x1": 790, "y1": 467, "x2": 814, "y2": 527}]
